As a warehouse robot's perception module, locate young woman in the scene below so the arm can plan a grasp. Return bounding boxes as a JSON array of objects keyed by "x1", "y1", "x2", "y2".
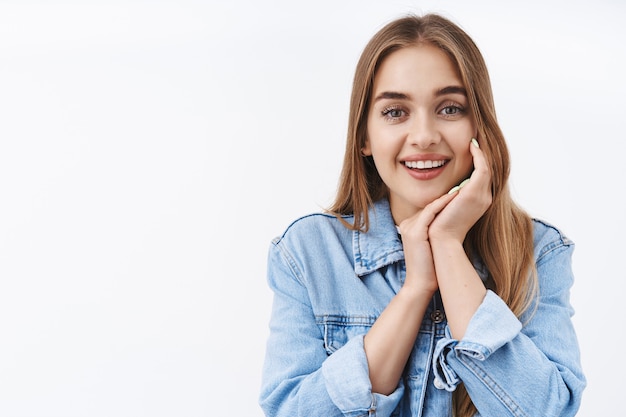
[{"x1": 259, "y1": 13, "x2": 585, "y2": 417}]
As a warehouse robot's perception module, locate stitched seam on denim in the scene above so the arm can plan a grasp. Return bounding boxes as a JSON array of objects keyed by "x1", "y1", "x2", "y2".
[
  {"x1": 411, "y1": 323, "x2": 435, "y2": 415},
  {"x1": 354, "y1": 230, "x2": 404, "y2": 273},
  {"x1": 272, "y1": 240, "x2": 306, "y2": 286},
  {"x1": 534, "y1": 219, "x2": 573, "y2": 265},
  {"x1": 368, "y1": 393, "x2": 377, "y2": 416},
  {"x1": 455, "y1": 341, "x2": 491, "y2": 360},
  {"x1": 316, "y1": 315, "x2": 377, "y2": 326},
  {"x1": 353, "y1": 229, "x2": 363, "y2": 267},
  {"x1": 368, "y1": 249, "x2": 405, "y2": 270},
  {"x1": 277, "y1": 212, "x2": 350, "y2": 241},
  {"x1": 317, "y1": 315, "x2": 375, "y2": 354},
  {"x1": 536, "y1": 242, "x2": 571, "y2": 267},
  {"x1": 458, "y1": 354, "x2": 529, "y2": 417},
  {"x1": 332, "y1": 401, "x2": 374, "y2": 417},
  {"x1": 532, "y1": 218, "x2": 572, "y2": 243},
  {"x1": 323, "y1": 320, "x2": 332, "y2": 353},
  {"x1": 359, "y1": 249, "x2": 405, "y2": 272},
  {"x1": 334, "y1": 408, "x2": 371, "y2": 417}
]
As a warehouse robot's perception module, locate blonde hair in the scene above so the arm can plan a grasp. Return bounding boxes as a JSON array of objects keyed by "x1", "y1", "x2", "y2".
[{"x1": 327, "y1": 14, "x2": 538, "y2": 417}]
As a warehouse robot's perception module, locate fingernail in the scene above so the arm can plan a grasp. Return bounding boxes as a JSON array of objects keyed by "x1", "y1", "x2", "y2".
[
  {"x1": 447, "y1": 185, "x2": 460, "y2": 195},
  {"x1": 459, "y1": 178, "x2": 470, "y2": 189},
  {"x1": 471, "y1": 138, "x2": 479, "y2": 148}
]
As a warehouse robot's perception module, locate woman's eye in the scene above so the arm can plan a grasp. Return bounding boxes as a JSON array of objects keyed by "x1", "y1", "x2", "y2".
[
  {"x1": 382, "y1": 107, "x2": 406, "y2": 120},
  {"x1": 440, "y1": 105, "x2": 465, "y2": 117}
]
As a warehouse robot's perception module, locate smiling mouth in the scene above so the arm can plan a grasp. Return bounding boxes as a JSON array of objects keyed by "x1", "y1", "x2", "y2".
[{"x1": 403, "y1": 160, "x2": 447, "y2": 170}]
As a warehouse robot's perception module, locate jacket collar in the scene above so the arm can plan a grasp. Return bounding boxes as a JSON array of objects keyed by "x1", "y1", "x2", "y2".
[
  {"x1": 353, "y1": 199, "x2": 405, "y2": 276},
  {"x1": 351, "y1": 199, "x2": 491, "y2": 283}
]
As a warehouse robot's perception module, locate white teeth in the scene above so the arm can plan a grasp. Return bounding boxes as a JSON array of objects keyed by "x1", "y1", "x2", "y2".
[{"x1": 404, "y1": 160, "x2": 445, "y2": 169}]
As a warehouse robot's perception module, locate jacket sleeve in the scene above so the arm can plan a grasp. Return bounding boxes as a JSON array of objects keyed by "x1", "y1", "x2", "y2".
[
  {"x1": 432, "y1": 234, "x2": 586, "y2": 416},
  {"x1": 259, "y1": 241, "x2": 403, "y2": 417}
]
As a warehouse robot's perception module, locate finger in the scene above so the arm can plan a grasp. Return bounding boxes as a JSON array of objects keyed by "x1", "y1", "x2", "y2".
[
  {"x1": 419, "y1": 191, "x2": 457, "y2": 226},
  {"x1": 456, "y1": 138, "x2": 490, "y2": 195},
  {"x1": 468, "y1": 138, "x2": 489, "y2": 179},
  {"x1": 398, "y1": 191, "x2": 457, "y2": 236},
  {"x1": 463, "y1": 138, "x2": 493, "y2": 208}
]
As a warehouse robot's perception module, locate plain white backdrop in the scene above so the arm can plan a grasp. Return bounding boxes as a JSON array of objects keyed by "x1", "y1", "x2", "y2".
[{"x1": 0, "y1": 0, "x2": 624, "y2": 415}]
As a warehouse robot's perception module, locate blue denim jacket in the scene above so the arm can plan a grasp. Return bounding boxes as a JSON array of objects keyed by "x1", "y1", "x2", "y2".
[{"x1": 259, "y1": 199, "x2": 585, "y2": 417}]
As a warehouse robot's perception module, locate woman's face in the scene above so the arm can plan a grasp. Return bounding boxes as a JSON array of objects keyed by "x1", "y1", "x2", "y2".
[{"x1": 363, "y1": 43, "x2": 476, "y2": 224}]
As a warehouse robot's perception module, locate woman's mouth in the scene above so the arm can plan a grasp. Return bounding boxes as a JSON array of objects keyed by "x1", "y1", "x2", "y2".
[
  {"x1": 402, "y1": 159, "x2": 449, "y2": 180},
  {"x1": 403, "y1": 160, "x2": 446, "y2": 170}
]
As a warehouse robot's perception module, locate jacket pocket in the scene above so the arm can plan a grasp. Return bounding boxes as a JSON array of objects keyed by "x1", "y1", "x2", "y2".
[{"x1": 316, "y1": 315, "x2": 376, "y2": 355}]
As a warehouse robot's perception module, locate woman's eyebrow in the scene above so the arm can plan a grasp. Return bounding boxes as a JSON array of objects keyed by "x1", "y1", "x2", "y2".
[
  {"x1": 436, "y1": 86, "x2": 467, "y2": 96},
  {"x1": 372, "y1": 91, "x2": 410, "y2": 102},
  {"x1": 373, "y1": 86, "x2": 466, "y2": 103}
]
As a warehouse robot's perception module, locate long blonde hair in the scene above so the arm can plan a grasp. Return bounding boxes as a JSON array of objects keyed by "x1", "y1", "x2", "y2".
[{"x1": 327, "y1": 14, "x2": 538, "y2": 417}]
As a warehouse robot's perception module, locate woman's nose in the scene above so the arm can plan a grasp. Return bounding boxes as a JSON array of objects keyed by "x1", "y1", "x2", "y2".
[{"x1": 408, "y1": 112, "x2": 441, "y2": 149}]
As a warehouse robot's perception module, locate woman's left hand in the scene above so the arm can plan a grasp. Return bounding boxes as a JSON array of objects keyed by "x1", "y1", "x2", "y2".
[{"x1": 428, "y1": 138, "x2": 492, "y2": 243}]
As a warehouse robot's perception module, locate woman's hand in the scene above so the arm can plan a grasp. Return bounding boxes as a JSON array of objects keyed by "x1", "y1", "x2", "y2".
[
  {"x1": 420, "y1": 139, "x2": 491, "y2": 339},
  {"x1": 365, "y1": 192, "x2": 457, "y2": 394},
  {"x1": 397, "y1": 191, "x2": 458, "y2": 294},
  {"x1": 428, "y1": 138, "x2": 492, "y2": 243}
]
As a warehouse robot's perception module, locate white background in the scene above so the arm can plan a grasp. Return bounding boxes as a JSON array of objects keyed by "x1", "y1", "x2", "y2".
[{"x1": 0, "y1": 0, "x2": 624, "y2": 416}]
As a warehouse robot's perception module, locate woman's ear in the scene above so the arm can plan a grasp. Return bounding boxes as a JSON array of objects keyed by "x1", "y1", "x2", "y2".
[{"x1": 361, "y1": 141, "x2": 372, "y2": 156}]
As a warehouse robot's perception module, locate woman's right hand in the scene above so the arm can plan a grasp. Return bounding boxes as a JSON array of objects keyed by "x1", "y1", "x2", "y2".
[
  {"x1": 397, "y1": 191, "x2": 458, "y2": 295},
  {"x1": 364, "y1": 193, "x2": 457, "y2": 394}
]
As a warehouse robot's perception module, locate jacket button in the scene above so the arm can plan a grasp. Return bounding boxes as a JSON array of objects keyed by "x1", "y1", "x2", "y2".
[{"x1": 431, "y1": 310, "x2": 445, "y2": 323}]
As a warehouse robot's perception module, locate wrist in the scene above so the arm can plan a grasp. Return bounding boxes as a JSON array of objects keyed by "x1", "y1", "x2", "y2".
[
  {"x1": 428, "y1": 237, "x2": 464, "y2": 251},
  {"x1": 398, "y1": 280, "x2": 437, "y2": 301}
]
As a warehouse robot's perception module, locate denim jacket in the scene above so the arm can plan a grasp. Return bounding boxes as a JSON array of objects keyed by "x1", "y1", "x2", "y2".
[{"x1": 259, "y1": 199, "x2": 585, "y2": 417}]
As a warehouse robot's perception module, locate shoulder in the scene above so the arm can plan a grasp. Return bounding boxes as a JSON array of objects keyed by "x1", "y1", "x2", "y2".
[
  {"x1": 267, "y1": 211, "x2": 356, "y2": 283},
  {"x1": 531, "y1": 218, "x2": 574, "y2": 263},
  {"x1": 271, "y1": 210, "x2": 354, "y2": 249}
]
